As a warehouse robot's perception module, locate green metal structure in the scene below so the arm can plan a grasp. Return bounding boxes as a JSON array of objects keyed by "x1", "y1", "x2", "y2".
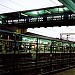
[{"x1": 0, "y1": 5, "x2": 74, "y2": 28}]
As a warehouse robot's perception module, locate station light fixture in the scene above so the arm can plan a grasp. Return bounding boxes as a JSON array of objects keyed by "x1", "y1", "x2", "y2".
[
  {"x1": 59, "y1": 8, "x2": 63, "y2": 12},
  {"x1": 0, "y1": 21, "x2": 2, "y2": 24},
  {"x1": 45, "y1": 10, "x2": 51, "y2": 14},
  {"x1": 63, "y1": 7, "x2": 69, "y2": 11},
  {"x1": 21, "y1": 13, "x2": 28, "y2": 16},
  {"x1": 31, "y1": 11, "x2": 38, "y2": 14}
]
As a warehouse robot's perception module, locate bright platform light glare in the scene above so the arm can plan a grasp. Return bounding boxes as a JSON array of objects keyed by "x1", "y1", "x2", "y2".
[
  {"x1": 31, "y1": 11, "x2": 38, "y2": 14},
  {"x1": 0, "y1": 0, "x2": 62, "y2": 14},
  {"x1": 27, "y1": 26, "x2": 75, "y2": 41}
]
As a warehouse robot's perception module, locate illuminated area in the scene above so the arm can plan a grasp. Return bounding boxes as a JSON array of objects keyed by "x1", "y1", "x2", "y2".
[
  {"x1": 27, "y1": 26, "x2": 75, "y2": 41},
  {"x1": 0, "y1": 0, "x2": 62, "y2": 14},
  {"x1": 0, "y1": 5, "x2": 70, "y2": 26},
  {"x1": 21, "y1": 6, "x2": 69, "y2": 17}
]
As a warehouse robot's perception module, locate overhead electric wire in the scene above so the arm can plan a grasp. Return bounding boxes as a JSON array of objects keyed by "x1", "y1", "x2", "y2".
[
  {"x1": 50, "y1": 0, "x2": 58, "y2": 5},
  {"x1": 0, "y1": 3, "x2": 16, "y2": 11},
  {"x1": 8, "y1": 0, "x2": 25, "y2": 9},
  {"x1": 50, "y1": 0, "x2": 63, "y2": 5}
]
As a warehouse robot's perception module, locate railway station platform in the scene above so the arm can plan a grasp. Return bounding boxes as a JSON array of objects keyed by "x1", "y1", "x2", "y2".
[{"x1": 52, "y1": 68, "x2": 75, "y2": 75}]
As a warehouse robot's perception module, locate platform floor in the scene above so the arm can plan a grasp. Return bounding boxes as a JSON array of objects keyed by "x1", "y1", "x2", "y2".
[{"x1": 52, "y1": 68, "x2": 75, "y2": 75}]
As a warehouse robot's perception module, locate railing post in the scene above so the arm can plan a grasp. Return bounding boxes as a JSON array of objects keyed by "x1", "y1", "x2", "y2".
[{"x1": 36, "y1": 38, "x2": 38, "y2": 74}]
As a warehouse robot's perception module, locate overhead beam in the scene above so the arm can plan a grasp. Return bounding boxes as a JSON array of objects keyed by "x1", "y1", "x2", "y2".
[{"x1": 58, "y1": 0, "x2": 75, "y2": 13}]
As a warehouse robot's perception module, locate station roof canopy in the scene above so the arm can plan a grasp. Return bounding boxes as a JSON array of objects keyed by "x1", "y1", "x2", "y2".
[
  {"x1": 0, "y1": 5, "x2": 71, "y2": 19},
  {"x1": 0, "y1": 0, "x2": 75, "y2": 28},
  {"x1": 0, "y1": 0, "x2": 71, "y2": 17},
  {"x1": 0, "y1": 0, "x2": 63, "y2": 14}
]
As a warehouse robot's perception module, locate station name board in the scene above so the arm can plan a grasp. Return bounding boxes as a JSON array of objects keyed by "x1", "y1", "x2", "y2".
[{"x1": 2, "y1": 14, "x2": 75, "y2": 25}]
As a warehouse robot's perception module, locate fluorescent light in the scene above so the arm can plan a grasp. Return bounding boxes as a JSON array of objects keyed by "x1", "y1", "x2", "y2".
[
  {"x1": 45, "y1": 10, "x2": 51, "y2": 14},
  {"x1": 31, "y1": 11, "x2": 38, "y2": 14},
  {"x1": 21, "y1": 13, "x2": 28, "y2": 16},
  {"x1": 0, "y1": 21, "x2": 2, "y2": 24}
]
